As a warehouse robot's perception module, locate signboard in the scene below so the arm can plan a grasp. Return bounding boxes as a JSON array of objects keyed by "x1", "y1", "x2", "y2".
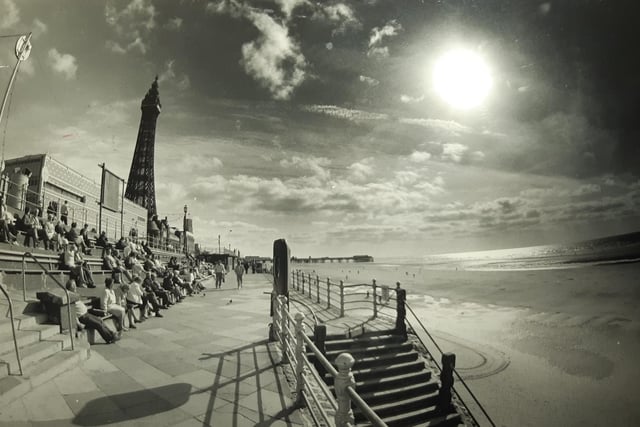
[{"x1": 101, "y1": 168, "x2": 121, "y2": 212}]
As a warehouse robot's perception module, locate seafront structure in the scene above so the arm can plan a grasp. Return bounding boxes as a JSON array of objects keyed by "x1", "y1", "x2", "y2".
[
  {"x1": 2, "y1": 153, "x2": 147, "y2": 240},
  {"x1": 292, "y1": 254, "x2": 375, "y2": 263},
  {"x1": 125, "y1": 76, "x2": 161, "y2": 218}
]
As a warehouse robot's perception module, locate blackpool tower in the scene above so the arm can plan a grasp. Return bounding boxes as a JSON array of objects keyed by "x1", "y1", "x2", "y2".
[{"x1": 125, "y1": 76, "x2": 161, "y2": 217}]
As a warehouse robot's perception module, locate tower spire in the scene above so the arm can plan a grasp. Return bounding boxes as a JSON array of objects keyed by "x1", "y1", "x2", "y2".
[{"x1": 125, "y1": 77, "x2": 161, "y2": 217}]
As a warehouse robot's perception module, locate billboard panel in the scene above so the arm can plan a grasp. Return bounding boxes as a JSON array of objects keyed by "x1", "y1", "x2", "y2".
[{"x1": 102, "y1": 169, "x2": 121, "y2": 212}]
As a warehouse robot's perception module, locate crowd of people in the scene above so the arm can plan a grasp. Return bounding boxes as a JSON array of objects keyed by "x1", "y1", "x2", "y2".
[{"x1": 65, "y1": 245, "x2": 211, "y2": 343}]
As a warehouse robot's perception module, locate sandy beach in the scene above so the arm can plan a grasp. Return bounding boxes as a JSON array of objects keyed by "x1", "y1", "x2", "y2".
[{"x1": 294, "y1": 261, "x2": 640, "y2": 427}]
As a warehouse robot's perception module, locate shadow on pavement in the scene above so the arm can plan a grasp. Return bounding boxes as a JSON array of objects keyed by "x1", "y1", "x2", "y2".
[{"x1": 72, "y1": 383, "x2": 192, "y2": 426}]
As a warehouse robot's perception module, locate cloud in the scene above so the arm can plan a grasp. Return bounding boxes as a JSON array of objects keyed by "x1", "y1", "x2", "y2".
[
  {"x1": 280, "y1": 155, "x2": 331, "y2": 180},
  {"x1": 275, "y1": 0, "x2": 308, "y2": 19},
  {"x1": 442, "y1": 143, "x2": 468, "y2": 163},
  {"x1": 164, "y1": 17, "x2": 183, "y2": 30},
  {"x1": 359, "y1": 75, "x2": 379, "y2": 87},
  {"x1": 367, "y1": 19, "x2": 402, "y2": 58},
  {"x1": 240, "y1": 12, "x2": 306, "y2": 100},
  {"x1": 300, "y1": 105, "x2": 388, "y2": 121},
  {"x1": 105, "y1": 0, "x2": 156, "y2": 54},
  {"x1": 399, "y1": 117, "x2": 472, "y2": 134},
  {"x1": 348, "y1": 158, "x2": 375, "y2": 181},
  {"x1": 210, "y1": 1, "x2": 307, "y2": 100},
  {"x1": 319, "y1": 3, "x2": 361, "y2": 35},
  {"x1": 47, "y1": 48, "x2": 78, "y2": 80},
  {"x1": 400, "y1": 94, "x2": 424, "y2": 104},
  {"x1": 0, "y1": 0, "x2": 19, "y2": 29},
  {"x1": 32, "y1": 18, "x2": 48, "y2": 38},
  {"x1": 409, "y1": 151, "x2": 431, "y2": 163},
  {"x1": 105, "y1": 40, "x2": 127, "y2": 54}
]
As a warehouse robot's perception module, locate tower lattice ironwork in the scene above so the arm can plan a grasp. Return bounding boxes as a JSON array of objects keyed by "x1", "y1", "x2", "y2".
[{"x1": 125, "y1": 76, "x2": 161, "y2": 217}]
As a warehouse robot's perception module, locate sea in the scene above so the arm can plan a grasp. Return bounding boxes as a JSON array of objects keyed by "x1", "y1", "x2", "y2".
[{"x1": 379, "y1": 231, "x2": 640, "y2": 271}]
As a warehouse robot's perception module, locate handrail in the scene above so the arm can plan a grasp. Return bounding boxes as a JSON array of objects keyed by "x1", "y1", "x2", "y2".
[
  {"x1": 289, "y1": 296, "x2": 319, "y2": 327},
  {"x1": 0, "y1": 281, "x2": 23, "y2": 375},
  {"x1": 405, "y1": 302, "x2": 496, "y2": 427},
  {"x1": 277, "y1": 296, "x2": 387, "y2": 427},
  {"x1": 21, "y1": 252, "x2": 74, "y2": 351}
]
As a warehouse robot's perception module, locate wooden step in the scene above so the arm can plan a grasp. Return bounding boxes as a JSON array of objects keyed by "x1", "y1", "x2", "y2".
[
  {"x1": 325, "y1": 359, "x2": 427, "y2": 385},
  {"x1": 359, "y1": 378, "x2": 440, "y2": 406},
  {"x1": 377, "y1": 404, "x2": 461, "y2": 427},
  {"x1": 356, "y1": 389, "x2": 440, "y2": 420}
]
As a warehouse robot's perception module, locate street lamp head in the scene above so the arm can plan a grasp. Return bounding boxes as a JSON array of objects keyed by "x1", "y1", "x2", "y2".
[{"x1": 184, "y1": 205, "x2": 188, "y2": 214}]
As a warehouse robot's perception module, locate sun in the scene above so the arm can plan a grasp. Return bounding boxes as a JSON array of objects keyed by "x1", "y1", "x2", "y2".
[{"x1": 433, "y1": 49, "x2": 492, "y2": 110}]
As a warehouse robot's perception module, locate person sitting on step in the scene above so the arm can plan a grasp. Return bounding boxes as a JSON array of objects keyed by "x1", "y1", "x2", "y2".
[
  {"x1": 66, "y1": 279, "x2": 119, "y2": 344},
  {"x1": 101, "y1": 278, "x2": 127, "y2": 334}
]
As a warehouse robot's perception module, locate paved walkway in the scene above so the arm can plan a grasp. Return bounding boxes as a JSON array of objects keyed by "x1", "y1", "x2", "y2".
[{"x1": 0, "y1": 274, "x2": 311, "y2": 427}]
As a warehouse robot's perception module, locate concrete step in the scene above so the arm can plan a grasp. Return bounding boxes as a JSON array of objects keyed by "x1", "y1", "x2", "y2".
[
  {"x1": 359, "y1": 379, "x2": 440, "y2": 407},
  {"x1": 0, "y1": 340, "x2": 90, "y2": 407},
  {"x1": 0, "y1": 322, "x2": 60, "y2": 356},
  {"x1": 1, "y1": 333, "x2": 70, "y2": 376}
]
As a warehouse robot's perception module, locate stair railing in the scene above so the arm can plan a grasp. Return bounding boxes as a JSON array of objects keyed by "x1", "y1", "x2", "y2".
[
  {"x1": 21, "y1": 252, "x2": 75, "y2": 351},
  {"x1": 273, "y1": 295, "x2": 387, "y2": 427},
  {"x1": 0, "y1": 280, "x2": 23, "y2": 375},
  {"x1": 404, "y1": 301, "x2": 496, "y2": 427}
]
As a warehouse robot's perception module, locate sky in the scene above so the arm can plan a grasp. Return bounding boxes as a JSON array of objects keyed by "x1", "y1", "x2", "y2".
[{"x1": 0, "y1": 0, "x2": 639, "y2": 258}]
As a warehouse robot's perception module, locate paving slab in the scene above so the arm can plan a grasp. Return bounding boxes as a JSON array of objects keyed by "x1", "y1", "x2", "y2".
[{"x1": 0, "y1": 274, "x2": 314, "y2": 426}]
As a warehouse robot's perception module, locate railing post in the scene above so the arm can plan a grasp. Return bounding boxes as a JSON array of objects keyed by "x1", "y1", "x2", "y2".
[
  {"x1": 294, "y1": 312, "x2": 306, "y2": 405},
  {"x1": 326, "y1": 278, "x2": 331, "y2": 309},
  {"x1": 316, "y1": 275, "x2": 320, "y2": 303},
  {"x1": 307, "y1": 273, "x2": 312, "y2": 298},
  {"x1": 339, "y1": 280, "x2": 344, "y2": 317},
  {"x1": 301, "y1": 273, "x2": 305, "y2": 294},
  {"x1": 313, "y1": 324, "x2": 327, "y2": 377},
  {"x1": 22, "y1": 254, "x2": 28, "y2": 302},
  {"x1": 372, "y1": 279, "x2": 377, "y2": 318},
  {"x1": 278, "y1": 295, "x2": 289, "y2": 363},
  {"x1": 271, "y1": 294, "x2": 281, "y2": 342},
  {"x1": 334, "y1": 352, "x2": 356, "y2": 427},
  {"x1": 438, "y1": 352, "x2": 456, "y2": 412},
  {"x1": 395, "y1": 287, "x2": 407, "y2": 340}
]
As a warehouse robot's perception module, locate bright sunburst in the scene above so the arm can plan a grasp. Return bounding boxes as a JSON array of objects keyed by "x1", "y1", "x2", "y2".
[{"x1": 433, "y1": 49, "x2": 493, "y2": 109}]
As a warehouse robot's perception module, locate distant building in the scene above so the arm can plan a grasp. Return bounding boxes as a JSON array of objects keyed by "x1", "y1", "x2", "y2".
[{"x1": 2, "y1": 153, "x2": 147, "y2": 240}]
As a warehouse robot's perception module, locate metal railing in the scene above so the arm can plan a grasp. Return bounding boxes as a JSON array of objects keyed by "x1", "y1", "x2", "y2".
[
  {"x1": 21, "y1": 252, "x2": 74, "y2": 350},
  {"x1": 291, "y1": 269, "x2": 496, "y2": 427},
  {"x1": 272, "y1": 295, "x2": 386, "y2": 427},
  {"x1": 0, "y1": 280, "x2": 23, "y2": 375},
  {"x1": 404, "y1": 303, "x2": 496, "y2": 427}
]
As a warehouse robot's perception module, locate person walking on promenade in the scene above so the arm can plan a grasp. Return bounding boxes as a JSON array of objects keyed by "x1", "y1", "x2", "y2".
[
  {"x1": 214, "y1": 260, "x2": 226, "y2": 289},
  {"x1": 234, "y1": 261, "x2": 244, "y2": 289},
  {"x1": 243, "y1": 260, "x2": 249, "y2": 274}
]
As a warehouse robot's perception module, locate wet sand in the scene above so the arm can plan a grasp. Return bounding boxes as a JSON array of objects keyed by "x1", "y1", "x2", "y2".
[{"x1": 295, "y1": 261, "x2": 640, "y2": 427}]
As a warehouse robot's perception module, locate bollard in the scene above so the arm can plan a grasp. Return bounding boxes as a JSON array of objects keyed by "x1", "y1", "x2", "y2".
[
  {"x1": 339, "y1": 280, "x2": 345, "y2": 317},
  {"x1": 316, "y1": 275, "x2": 320, "y2": 303},
  {"x1": 438, "y1": 352, "x2": 456, "y2": 412},
  {"x1": 395, "y1": 287, "x2": 407, "y2": 339},
  {"x1": 278, "y1": 296, "x2": 289, "y2": 363},
  {"x1": 313, "y1": 324, "x2": 327, "y2": 377},
  {"x1": 294, "y1": 312, "x2": 306, "y2": 405},
  {"x1": 326, "y1": 278, "x2": 331, "y2": 309},
  {"x1": 372, "y1": 279, "x2": 377, "y2": 318},
  {"x1": 334, "y1": 353, "x2": 356, "y2": 427}
]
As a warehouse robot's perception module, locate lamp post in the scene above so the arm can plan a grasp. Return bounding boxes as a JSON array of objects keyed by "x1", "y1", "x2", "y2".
[{"x1": 183, "y1": 204, "x2": 188, "y2": 256}]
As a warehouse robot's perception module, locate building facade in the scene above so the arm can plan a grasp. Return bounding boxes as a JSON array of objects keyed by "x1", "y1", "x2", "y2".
[{"x1": 2, "y1": 154, "x2": 147, "y2": 240}]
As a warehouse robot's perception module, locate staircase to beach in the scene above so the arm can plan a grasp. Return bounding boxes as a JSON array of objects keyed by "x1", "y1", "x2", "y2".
[
  {"x1": 0, "y1": 292, "x2": 90, "y2": 407},
  {"x1": 308, "y1": 329, "x2": 463, "y2": 426}
]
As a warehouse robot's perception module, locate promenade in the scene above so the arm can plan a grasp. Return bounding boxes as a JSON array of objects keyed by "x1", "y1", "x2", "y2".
[{"x1": 0, "y1": 273, "x2": 310, "y2": 427}]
